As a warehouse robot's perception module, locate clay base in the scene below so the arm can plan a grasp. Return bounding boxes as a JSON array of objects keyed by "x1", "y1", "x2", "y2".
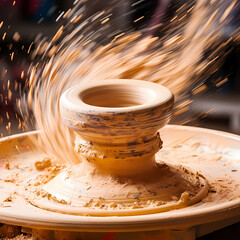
[{"x1": 27, "y1": 160, "x2": 208, "y2": 216}]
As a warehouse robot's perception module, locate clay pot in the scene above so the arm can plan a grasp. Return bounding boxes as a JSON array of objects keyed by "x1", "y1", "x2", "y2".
[{"x1": 60, "y1": 79, "x2": 174, "y2": 176}]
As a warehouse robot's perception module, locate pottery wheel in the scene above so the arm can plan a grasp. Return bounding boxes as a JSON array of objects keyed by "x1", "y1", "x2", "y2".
[
  {"x1": 0, "y1": 126, "x2": 240, "y2": 231},
  {"x1": 0, "y1": 81, "x2": 240, "y2": 231}
]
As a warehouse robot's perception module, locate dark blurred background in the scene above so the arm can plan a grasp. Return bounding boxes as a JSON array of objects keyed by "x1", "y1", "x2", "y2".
[
  {"x1": 0, "y1": 0, "x2": 73, "y2": 135},
  {"x1": 0, "y1": 0, "x2": 240, "y2": 239},
  {"x1": 0, "y1": 0, "x2": 240, "y2": 132},
  {"x1": 0, "y1": 0, "x2": 240, "y2": 137}
]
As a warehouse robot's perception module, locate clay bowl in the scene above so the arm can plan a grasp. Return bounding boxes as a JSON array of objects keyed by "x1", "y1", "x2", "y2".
[{"x1": 60, "y1": 79, "x2": 174, "y2": 175}]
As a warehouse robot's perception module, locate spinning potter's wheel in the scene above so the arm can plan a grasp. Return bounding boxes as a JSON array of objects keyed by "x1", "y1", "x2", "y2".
[{"x1": 0, "y1": 80, "x2": 240, "y2": 239}]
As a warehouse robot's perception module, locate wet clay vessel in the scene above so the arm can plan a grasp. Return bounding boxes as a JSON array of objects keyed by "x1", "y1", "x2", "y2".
[
  {"x1": 61, "y1": 79, "x2": 174, "y2": 175},
  {"x1": 29, "y1": 80, "x2": 208, "y2": 216}
]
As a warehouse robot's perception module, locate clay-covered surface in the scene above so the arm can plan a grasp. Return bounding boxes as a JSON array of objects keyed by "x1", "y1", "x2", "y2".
[{"x1": 0, "y1": 125, "x2": 239, "y2": 231}]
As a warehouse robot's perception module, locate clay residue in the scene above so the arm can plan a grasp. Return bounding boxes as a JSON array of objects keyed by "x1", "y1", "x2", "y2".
[
  {"x1": 1, "y1": 139, "x2": 238, "y2": 211},
  {"x1": 35, "y1": 157, "x2": 52, "y2": 171},
  {"x1": 5, "y1": 162, "x2": 10, "y2": 170},
  {"x1": 0, "y1": 152, "x2": 64, "y2": 209},
  {"x1": 157, "y1": 141, "x2": 240, "y2": 202},
  {"x1": 18, "y1": 140, "x2": 237, "y2": 215},
  {"x1": 29, "y1": 160, "x2": 206, "y2": 212},
  {"x1": 31, "y1": 160, "x2": 63, "y2": 186}
]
